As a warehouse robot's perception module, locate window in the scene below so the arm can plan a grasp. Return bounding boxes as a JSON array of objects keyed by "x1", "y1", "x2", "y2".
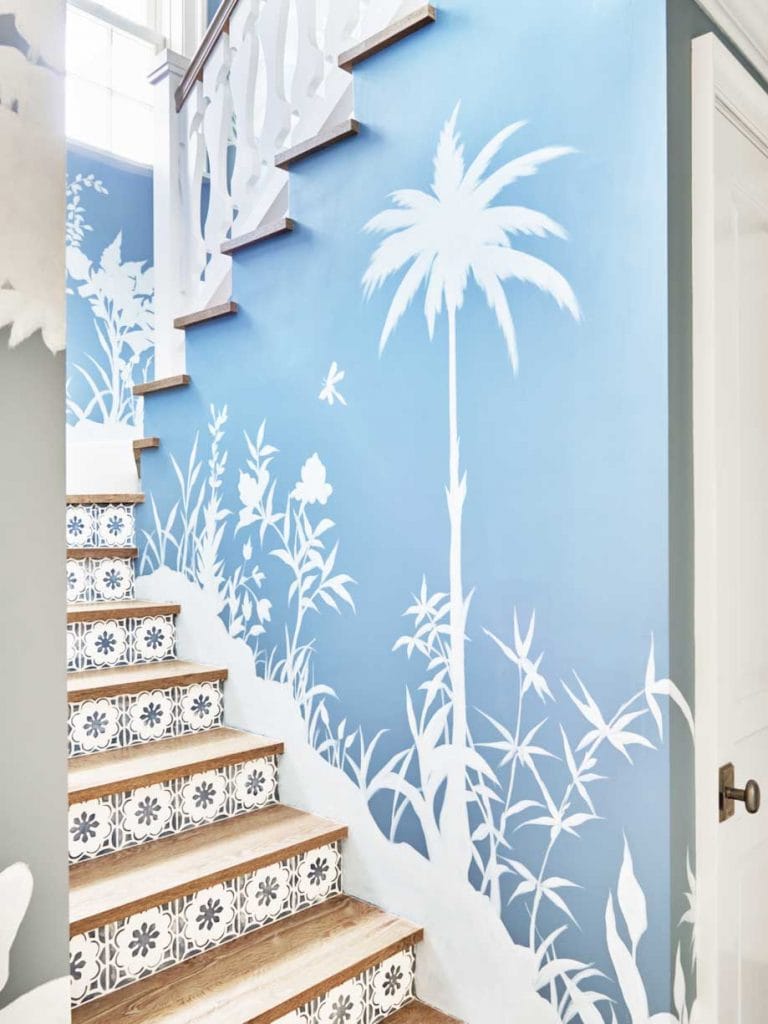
[{"x1": 66, "y1": 1, "x2": 161, "y2": 164}]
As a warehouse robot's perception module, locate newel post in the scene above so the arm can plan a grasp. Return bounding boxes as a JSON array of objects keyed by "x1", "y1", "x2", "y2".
[{"x1": 148, "y1": 48, "x2": 189, "y2": 380}]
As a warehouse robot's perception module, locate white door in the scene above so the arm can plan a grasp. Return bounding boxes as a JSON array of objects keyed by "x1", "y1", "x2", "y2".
[{"x1": 693, "y1": 34, "x2": 768, "y2": 1024}]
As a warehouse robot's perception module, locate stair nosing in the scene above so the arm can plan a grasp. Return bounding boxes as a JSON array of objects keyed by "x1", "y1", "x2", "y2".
[
  {"x1": 338, "y1": 5, "x2": 437, "y2": 71},
  {"x1": 67, "y1": 494, "x2": 145, "y2": 505},
  {"x1": 68, "y1": 728, "x2": 283, "y2": 804},
  {"x1": 70, "y1": 895, "x2": 423, "y2": 1024},
  {"x1": 67, "y1": 547, "x2": 138, "y2": 560},
  {"x1": 70, "y1": 806, "x2": 347, "y2": 936},
  {"x1": 67, "y1": 601, "x2": 181, "y2": 624},
  {"x1": 68, "y1": 660, "x2": 228, "y2": 702}
]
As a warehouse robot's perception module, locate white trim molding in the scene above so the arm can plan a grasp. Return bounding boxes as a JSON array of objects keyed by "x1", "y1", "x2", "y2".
[
  {"x1": 695, "y1": 0, "x2": 768, "y2": 83},
  {"x1": 691, "y1": 31, "x2": 768, "y2": 1024}
]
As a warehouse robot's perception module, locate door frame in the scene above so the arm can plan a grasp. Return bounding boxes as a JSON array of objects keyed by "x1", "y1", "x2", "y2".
[{"x1": 691, "y1": 31, "x2": 768, "y2": 1019}]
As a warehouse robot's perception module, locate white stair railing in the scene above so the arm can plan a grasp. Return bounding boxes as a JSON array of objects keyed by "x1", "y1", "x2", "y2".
[{"x1": 149, "y1": 0, "x2": 423, "y2": 379}]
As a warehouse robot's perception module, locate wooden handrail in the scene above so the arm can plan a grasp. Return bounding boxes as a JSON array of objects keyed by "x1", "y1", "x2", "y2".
[{"x1": 175, "y1": 0, "x2": 240, "y2": 112}]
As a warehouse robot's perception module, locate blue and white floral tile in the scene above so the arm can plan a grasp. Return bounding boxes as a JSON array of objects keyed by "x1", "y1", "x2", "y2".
[
  {"x1": 69, "y1": 842, "x2": 343, "y2": 1006},
  {"x1": 67, "y1": 614, "x2": 177, "y2": 671},
  {"x1": 67, "y1": 556, "x2": 135, "y2": 603},
  {"x1": 272, "y1": 948, "x2": 416, "y2": 1024},
  {"x1": 66, "y1": 504, "x2": 136, "y2": 549},
  {"x1": 68, "y1": 756, "x2": 279, "y2": 862},
  {"x1": 68, "y1": 681, "x2": 224, "y2": 758}
]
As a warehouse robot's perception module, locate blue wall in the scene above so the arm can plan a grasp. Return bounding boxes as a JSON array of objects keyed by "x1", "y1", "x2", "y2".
[
  {"x1": 139, "y1": 1, "x2": 695, "y2": 1019},
  {"x1": 66, "y1": 145, "x2": 154, "y2": 430}
]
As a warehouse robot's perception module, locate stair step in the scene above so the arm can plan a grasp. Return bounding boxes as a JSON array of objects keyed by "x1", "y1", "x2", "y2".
[
  {"x1": 70, "y1": 895, "x2": 422, "y2": 1023},
  {"x1": 68, "y1": 665, "x2": 226, "y2": 759},
  {"x1": 386, "y1": 1002, "x2": 464, "y2": 1023},
  {"x1": 67, "y1": 501, "x2": 137, "y2": 549},
  {"x1": 174, "y1": 301, "x2": 238, "y2": 330},
  {"x1": 70, "y1": 804, "x2": 347, "y2": 934},
  {"x1": 68, "y1": 601, "x2": 178, "y2": 624},
  {"x1": 338, "y1": 5, "x2": 437, "y2": 71},
  {"x1": 68, "y1": 729, "x2": 282, "y2": 863},
  {"x1": 68, "y1": 603, "x2": 180, "y2": 671},
  {"x1": 133, "y1": 374, "x2": 191, "y2": 397},
  {"x1": 67, "y1": 553, "x2": 136, "y2": 605},
  {"x1": 68, "y1": 661, "x2": 228, "y2": 702},
  {"x1": 69, "y1": 727, "x2": 282, "y2": 803}
]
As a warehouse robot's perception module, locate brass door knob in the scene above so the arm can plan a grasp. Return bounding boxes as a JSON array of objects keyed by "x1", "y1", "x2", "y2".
[
  {"x1": 720, "y1": 763, "x2": 762, "y2": 821},
  {"x1": 726, "y1": 779, "x2": 761, "y2": 815}
]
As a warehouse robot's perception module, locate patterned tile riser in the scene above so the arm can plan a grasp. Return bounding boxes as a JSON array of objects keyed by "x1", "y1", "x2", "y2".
[
  {"x1": 67, "y1": 615, "x2": 176, "y2": 671},
  {"x1": 68, "y1": 756, "x2": 279, "y2": 864},
  {"x1": 273, "y1": 949, "x2": 416, "y2": 1024},
  {"x1": 67, "y1": 557, "x2": 135, "y2": 604},
  {"x1": 70, "y1": 842, "x2": 343, "y2": 1007},
  {"x1": 68, "y1": 681, "x2": 224, "y2": 758},
  {"x1": 66, "y1": 504, "x2": 136, "y2": 549}
]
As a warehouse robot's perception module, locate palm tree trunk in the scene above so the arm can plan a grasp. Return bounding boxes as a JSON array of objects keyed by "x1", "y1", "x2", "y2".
[{"x1": 439, "y1": 303, "x2": 470, "y2": 878}]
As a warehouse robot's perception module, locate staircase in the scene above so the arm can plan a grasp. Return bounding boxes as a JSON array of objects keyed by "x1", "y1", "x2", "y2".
[{"x1": 65, "y1": 493, "x2": 460, "y2": 1022}]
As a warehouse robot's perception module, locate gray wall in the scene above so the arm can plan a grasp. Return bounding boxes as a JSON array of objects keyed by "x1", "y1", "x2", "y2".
[
  {"x1": 0, "y1": 338, "x2": 69, "y2": 1007},
  {"x1": 0, "y1": 1, "x2": 69, "y2": 1010}
]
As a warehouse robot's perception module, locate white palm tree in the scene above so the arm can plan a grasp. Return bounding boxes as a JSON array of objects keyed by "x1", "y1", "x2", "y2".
[{"x1": 363, "y1": 104, "x2": 581, "y2": 878}]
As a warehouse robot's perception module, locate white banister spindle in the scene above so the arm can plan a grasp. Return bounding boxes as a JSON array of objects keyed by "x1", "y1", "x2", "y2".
[
  {"x1": 201, "y1": 34, "x2": 235, "y2": 301},
  {"x1": 180, "y1": 80, "x2": 208, "y2": 310},
  {"x1": 229, "y1": 0, "x2": 264, "y2": 223},
  {"x1": 149, "y1": 49, "x2": 190, "y2": 379},
  {"x1": 322, "y1": 0, "x2": 360, "y2": 55}
]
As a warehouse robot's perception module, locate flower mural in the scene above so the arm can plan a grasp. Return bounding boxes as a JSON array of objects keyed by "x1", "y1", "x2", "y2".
[
  {"x1": 139, "y1": 95, "x2": 692, "y2": 1022},
  {"x1": 65, "y1": 171, "x2": 154, "y2": 428}
]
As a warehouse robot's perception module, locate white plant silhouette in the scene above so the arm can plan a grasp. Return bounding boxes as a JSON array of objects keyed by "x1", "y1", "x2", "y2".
[{"x1": 363, "y1": 103, "x2": 581, "y2": 877}]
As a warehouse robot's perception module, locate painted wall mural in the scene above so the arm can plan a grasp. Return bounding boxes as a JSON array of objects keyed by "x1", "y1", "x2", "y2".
[
  {"x1": 66, "y1": 147, "x2": 155, "y2": 435},
  {"x1": 135, "y1": 0, "x2": 693, "y2": 1020}
]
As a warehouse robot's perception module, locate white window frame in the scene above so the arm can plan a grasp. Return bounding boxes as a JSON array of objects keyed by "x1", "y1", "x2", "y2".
[{"x1": 67, "y1": 0, "x2": 208, "y2": 58}]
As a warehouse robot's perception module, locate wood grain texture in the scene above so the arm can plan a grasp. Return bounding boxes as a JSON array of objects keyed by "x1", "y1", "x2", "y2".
[
  {"x1": 133, "y1": 375, "x2": 191, "y2": 397},
  {"x1": 70, "y1": 805, "x2": 347, "y2": 935},
  {"x1": 174, "y1": 301, "x2": 238, "y2": 330},
  {"x1": 66, "y1": 600, "x2": 181, "y2": 624},
  {"x1": 338, "y1": 6, "x2": 437, "y2": 71},
  {"x1": 221, "y1": 217, "x2": 295, "y2": 255},
  {"x1": 67, "y1": 547, "x2": 138, "y2": 560},
  {"x1": 69, "y1": 727, "x2": 283, "y2": 804},
  {"x1": 275, "y1": 119, "x2": 360, "y2": 169},
  {"x1": 67, "y1": 494, "x2": 144, "y2": 505},
  {"x1": 71, "y1": 895, "x2": 422, "y2": 1024},
  {"x1": 67, "y1": 660, "x2": 228, "y2": 702},
  {"x1": 175, "y1": 0, "x2": 239, "y2": 111},
  {"x1": 134, "y1": 437, "x2": 161, "y2": 452},
  {"x1": 386, "y1": 1001, "x2": 464, "y2": 1024}
]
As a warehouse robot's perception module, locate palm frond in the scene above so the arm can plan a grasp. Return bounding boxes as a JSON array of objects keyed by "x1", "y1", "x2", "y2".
[
  {"x1": 486, "y1": 246, "x2": 582, "y2": 322},
  {"x1": 476, "y1": 146, "x2": 576, "y2": 207},
  {"x1": 432, "y1": 102, "x2": 464, "y2": 200},
  {"x1": 462, "y1": 120, "x2": 527, "y2": 191},
  {"x1": 379, "y1": 253, "x2": 434, "y2": 353}
]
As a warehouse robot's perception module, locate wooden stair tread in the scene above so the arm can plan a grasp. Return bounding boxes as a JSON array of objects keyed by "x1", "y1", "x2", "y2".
[
  {"x1": 69, "y1": 727, "x2": 283, "y2": 803},
  {"x1": 71, "y1": 895, "x2": 422, "y2": 1023},
  {"x1": 68, "y1": 660, "x2": 228, "y2": 702},
  {"x1": 221, "y1": 217, "x2": 294, "y2": 255},
  {"x1": 70, "y1": 804, "x2": 346, "y2": 934},
  {"x1": 338, "y1": 5, "x2": 437, "y2": 71},
  {"x1": 174, "y1": 301, "x2": 238, "y2": 330},
  {"x1": 67, "y1": 600, "x2": 181, "y2": 624},
  {"x1": 386, "y1": 1002, "x2": 464, "y2": 1023},
  {"x1": 67, "y1": 494, "x2": 145, "y2": 505},
  {"x1": 275, "y1": 119, "x2": 360, "y2": 169},
  {"x1": 67, "y1": 547, "x2": 137, "y2": 560},
  {"x1": 133, "y1": 374, "x2": 191, "y2": 397}
]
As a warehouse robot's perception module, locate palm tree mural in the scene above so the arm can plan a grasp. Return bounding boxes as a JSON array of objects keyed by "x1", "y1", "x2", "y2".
[{"x1": 363, "y1": 104, "x2": 581, "y2": 878}]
